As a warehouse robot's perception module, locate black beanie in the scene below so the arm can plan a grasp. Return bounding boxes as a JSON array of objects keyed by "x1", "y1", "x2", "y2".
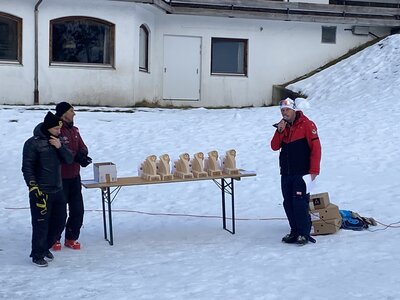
[
  {"x1": 55, "y1": 101, "x2": 72, "y2": 117},
  {"x1": 42, "y1": 112, "x2": 62, "y2": 131}
]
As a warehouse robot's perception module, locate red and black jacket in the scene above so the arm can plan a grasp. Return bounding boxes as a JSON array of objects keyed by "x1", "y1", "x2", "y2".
[
  {"x1": 271, "y1": 111, "x2": 321, "y2": 176},
  {"x1": 59, "y1": 122, "x2": 88, "y2": 179}
]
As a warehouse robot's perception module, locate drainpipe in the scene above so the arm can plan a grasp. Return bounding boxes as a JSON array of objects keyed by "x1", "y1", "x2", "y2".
[{"x1": 34, "y1": 0, "x2": 43, "y2": 105}]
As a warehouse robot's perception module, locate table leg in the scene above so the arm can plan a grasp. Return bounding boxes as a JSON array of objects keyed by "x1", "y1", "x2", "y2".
[
  {"x1": 101, "y1": 188, "x2": 107, "y2": 240},
  {"x1": 220, "y1": 178, "x2": 235, "y2": 234},
  {"x1": 101, "y1": 187, "x2": 114, "y2": 245},
  {"x1": 221, "y1": 178, "x2": 226, "y2": 230},
  {"x1": 107, "y1": 187, "x2": 114, "y2": 245},
  {"x1": 231, "y1": 178, "x2": 235, "y2": 234}
]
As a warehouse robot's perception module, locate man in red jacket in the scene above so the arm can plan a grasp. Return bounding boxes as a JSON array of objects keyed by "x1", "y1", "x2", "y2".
[
  {"x1": 53, "y1": 102, "x2": 92, "y2": 250},
  {"x1": 271, "y1": 98, "x2": 321, "y2": 245}
]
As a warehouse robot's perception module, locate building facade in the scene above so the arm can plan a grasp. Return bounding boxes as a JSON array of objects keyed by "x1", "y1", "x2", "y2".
[{"x1": 0, "y1": 0, "x2": 396, "y2": 107}]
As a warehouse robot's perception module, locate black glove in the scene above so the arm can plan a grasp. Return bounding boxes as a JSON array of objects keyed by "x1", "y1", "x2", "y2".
[
  {"x1": 75, "y1": 150, "x2": 92, "y2": 167},
  {"x1": 29, "y1": 182, "x2": 48, "y2": 215}
]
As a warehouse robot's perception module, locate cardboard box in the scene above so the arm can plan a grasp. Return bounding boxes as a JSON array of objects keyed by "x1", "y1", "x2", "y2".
[
  {"x1": 310, "y1": 203, "x2": 341, "y2": 221},
  {"x1": 309, "y1": 192, "x2": 330, "y2": 210},
  {"x1": 94, "y1": 162, "x2": 117, "y2": 183},
  {"x1": 311, "y1": 218, "x2": 342, "y2": 235}
]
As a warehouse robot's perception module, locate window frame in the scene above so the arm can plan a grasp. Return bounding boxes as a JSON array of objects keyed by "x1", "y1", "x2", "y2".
[
  {"x1": 49, "y1": 16, "x2": 115, "y2": 68},
  {"x1": 139, "y1": 24, "x2": 149, "y2": 72},
  {"x1": 211, "y1": 37, "x2": 248, "y2": 76},
  {"x1": 321, "y1": 26, "x2": 337, "y2": 44},
  {"x1": 0, "y1": 12, "x2": 22, "y2": 64}
]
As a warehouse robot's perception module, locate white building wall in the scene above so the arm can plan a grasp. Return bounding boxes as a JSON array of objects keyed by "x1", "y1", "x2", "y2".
[
  {"x1": 0, "y1": 0, "x2": 36, "y2": 105},
  {"x1": 151, "y1": 12, "x2": 387, "y2": 107},
  {"x1": 38, "y1": 0, "x2": 138, "y2": 106},
  {"x1": 133, "y1": 5, "x2": 158, "y2": 104},
  {"x1": 0, "y1": 0, "x2": 392, "y2": 107}
]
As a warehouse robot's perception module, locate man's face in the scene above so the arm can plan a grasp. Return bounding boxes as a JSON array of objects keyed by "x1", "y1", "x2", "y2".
[
  {"x1": 48, "y1": 125, "x2": 62, "y2": 137},
  {"x1": 281, "y1": 108, "x2": 296, "y2": 122},
  {"x1": 61, "y1": 107, "x2": 75, "y2": 123}
]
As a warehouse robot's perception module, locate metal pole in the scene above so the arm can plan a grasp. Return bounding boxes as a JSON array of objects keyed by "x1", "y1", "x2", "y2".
[
  {"x1": 107, "y1": 187, "x2": 114, "y2": 245},
  {"x1": 221, "y1": 178, "x2": 226, "y2": 230},
  {"x1": 101, "y1": 189, "x2": 107, "y2": 240},
  {"x1": 34, "y1": 0, "x2": 43, "y2": 105},
  {"x1": 231, "y1": 178, "x2": 235, "y2": 234}
]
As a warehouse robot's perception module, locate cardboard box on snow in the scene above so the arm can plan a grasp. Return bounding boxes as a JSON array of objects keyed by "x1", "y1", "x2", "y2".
[
  {"x1": 311, "y1": 218, "x2": 342, "y2": 236},
  {"x1": 309, "y1": 192, "x2": 330, "y2": 210},
  {"x1": 310, "y1": 203, "x2": 341, "y2": 221},
  {"x1": 94, "y1": 162, "x2": 117, "y2": 183}
]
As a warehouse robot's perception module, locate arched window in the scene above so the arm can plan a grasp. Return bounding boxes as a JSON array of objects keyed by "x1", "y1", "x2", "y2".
[
  {"x1": 139, "y1": 24, "x2": 149, "y2": 72},
  {"x1": 50, "y1": 16, "x2": 115, "y2": 66},
  {"x1": 0, "y1": 12, "x2": 22, "y2": 63}
]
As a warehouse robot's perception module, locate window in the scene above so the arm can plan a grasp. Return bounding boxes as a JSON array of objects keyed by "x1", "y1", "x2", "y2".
[
  {"x1": 211, "y1": 38, "x2": 247, "y2": 76},
  {"x1": 0, "y1": 13, "x2": 22, "y2": 63},
  {"x1": 139, "y1": 24, "x2": 149, "y2": 72},
  {"x1": 50, "y1": 17, "x2": 115, "y2": 66},
  {"x1": 321, "y1": 26, "x2": 337, "y2": 44}
]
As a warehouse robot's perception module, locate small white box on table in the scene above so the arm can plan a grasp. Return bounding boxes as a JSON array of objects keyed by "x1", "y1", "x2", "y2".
[{"x1": 94, "y1": 162, "x2": 117, "y2": 183}]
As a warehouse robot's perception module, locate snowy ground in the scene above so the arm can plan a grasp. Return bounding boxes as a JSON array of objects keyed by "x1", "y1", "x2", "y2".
[{"x1": 1, "y1": 34, "x2": 400, "y2": 299}]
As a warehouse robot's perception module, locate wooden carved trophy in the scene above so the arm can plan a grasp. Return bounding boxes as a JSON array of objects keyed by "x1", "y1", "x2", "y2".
[
  {"x1": 140, "y1": 155, "x2": 161, "y2": 181},
  {"x1": 157, "y1": 154, "x2": 173, "y2": 180},
  {"x1": 222, "y1": 149, "x2": 239, "y2": 175},
  {"x1": 191, "y1": 152, "x2": 208, "y2": 178},
  {"x1": 174, "y1": 153, "x2": 194, "y2": 179},
  {"x1": 206, "y1": 150, "x2": 222, "y2": 176}
]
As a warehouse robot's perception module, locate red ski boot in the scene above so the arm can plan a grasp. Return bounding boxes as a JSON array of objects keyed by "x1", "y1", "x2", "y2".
[
  {"x1": 64, "y1": 239, "x2": 81, "y2": 250},
  {"x1": 52, "y1": 240, "x2": 62, "y2": 251}
]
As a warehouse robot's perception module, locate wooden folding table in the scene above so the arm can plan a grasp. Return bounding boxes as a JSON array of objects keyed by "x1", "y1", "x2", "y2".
[{"x1": 82, "y1": 170, "x2": 256, "y2": 245}]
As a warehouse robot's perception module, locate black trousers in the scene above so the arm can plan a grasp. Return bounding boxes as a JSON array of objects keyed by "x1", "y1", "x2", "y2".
[
  {"x1": 281, "y1": 175, "x2": 311, "y2": 237},
  {"x1": 62, "y1": 176, "x2": 84, "y2": 241},
  {"x1": 30, "y1": 190, "x2": 66, "y2": 259}
]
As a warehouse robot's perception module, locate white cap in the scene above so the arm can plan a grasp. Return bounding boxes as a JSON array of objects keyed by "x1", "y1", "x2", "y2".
[{"x1": 279, "y1": 98, "x2": 296, "y2": 110}]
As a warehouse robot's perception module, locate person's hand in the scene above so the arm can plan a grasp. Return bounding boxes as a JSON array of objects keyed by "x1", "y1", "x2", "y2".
[
  {"x1": 310, "y1": 174, "x2": 318, "y2": 181},
  {"x1": 75, "y1": 150, "x2": 92, "y2": 167},
  {"x1": 49, "y1": 136, "x2": 61, "y2": 149},
  {"x1": 29, "y1": 183, "x2": 48, "y2": 215},
  {"x1": 277, "y1": 119, "x2": 287, "y2": 133}
]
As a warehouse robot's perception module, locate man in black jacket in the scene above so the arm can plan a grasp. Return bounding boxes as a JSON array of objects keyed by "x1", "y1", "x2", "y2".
[{"x1": 22, "y1": 112, "x2": 73, "y2": 267}]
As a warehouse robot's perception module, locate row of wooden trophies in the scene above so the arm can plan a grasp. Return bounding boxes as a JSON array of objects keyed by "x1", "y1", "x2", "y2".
[{"x1": 139, "y1": 150, "x2": 240, "y2": 181}]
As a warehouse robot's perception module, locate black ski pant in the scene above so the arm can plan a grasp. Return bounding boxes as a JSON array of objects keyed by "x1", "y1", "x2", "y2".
[
  {"x1": 281, "y1": 174, "x2": 311, "y2": 237},
  {"x1": 30, "y1": 190, "x2": 66, "y2": 259},
  {"x1": 61, "y1": 176, "x2": 84, "y2": 241}
]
